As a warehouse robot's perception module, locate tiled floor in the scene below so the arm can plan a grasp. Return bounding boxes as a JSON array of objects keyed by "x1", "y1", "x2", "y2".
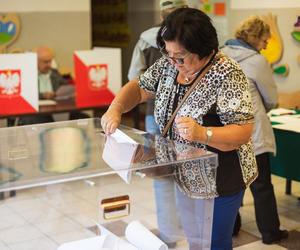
[{"x1": 0, "y1": 174, "x2": 300, "y2": 249}]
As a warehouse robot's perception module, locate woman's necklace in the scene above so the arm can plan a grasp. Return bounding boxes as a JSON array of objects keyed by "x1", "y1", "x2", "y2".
[
  {"x1": 184, "y1": 70, "x2": 201, "y2": 83},
  {"x1": 183, "y1": 56, "x2": 211, "y2": 83},
  {"x1": 183, "y1": 50, "x2": 218, "y2": 83}
]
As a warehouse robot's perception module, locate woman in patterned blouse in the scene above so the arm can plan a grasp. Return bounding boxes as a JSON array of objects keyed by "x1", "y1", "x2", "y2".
[{"x1": 102, "y1": 8, "x2": 258, "y2": 250}]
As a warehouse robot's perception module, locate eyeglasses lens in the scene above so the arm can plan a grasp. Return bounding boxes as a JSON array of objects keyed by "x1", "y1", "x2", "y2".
[{"x1": 160, "y1": 48, "x2": 185, "y2": 65}]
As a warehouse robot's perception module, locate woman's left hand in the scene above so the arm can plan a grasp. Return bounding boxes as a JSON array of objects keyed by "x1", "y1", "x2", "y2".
[{"x1": 175, "y1": 116, "x2": 203, "y2": 142}]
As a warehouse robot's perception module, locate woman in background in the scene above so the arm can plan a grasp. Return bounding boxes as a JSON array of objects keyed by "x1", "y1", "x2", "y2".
[{"x1": 222, "y1": 16, "x2": 288, "y2": 244}]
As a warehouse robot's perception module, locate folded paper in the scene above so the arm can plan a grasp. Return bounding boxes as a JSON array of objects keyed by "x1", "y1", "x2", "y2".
[{"x1": 58, "y1": 220, "x2": 167, "y2": 250}]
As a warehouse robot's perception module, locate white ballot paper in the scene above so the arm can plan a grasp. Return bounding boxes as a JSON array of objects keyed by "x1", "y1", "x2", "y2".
[
  {"x1": 125, "y1": 220, "x2": 168, "y2": 250},
  {"x1": 102, "y1": 129, "x2": 138, "y2": 183},
  {"x1": 57, "y1": 220, "x2": 168, "y2": 250},
  {"x1": 268, "y1": 108, "x2": 296, "y2": 116},
  {"x1": 39, "y1": 99, "x2": 57, "y2": 106},
  {"x1": 269, "y1": 114, "x2": 300, "y2": 125}
]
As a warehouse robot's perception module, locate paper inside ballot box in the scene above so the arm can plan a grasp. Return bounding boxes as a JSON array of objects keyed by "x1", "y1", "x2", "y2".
[{"x1": 57, "y1": 220, "x2": 168, "y2": 250}]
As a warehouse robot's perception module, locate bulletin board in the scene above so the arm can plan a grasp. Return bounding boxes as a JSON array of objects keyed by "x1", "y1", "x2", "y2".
[{"x1": 188, "y1": 0, "x2": 229, "y2": 46}]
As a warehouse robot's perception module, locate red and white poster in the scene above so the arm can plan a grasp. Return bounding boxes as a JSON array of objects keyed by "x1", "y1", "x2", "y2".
[
  {"x1": 0, "y1": 53, "x2": 38, "y2": 115},
  {"x1": 74, "y1": 48, "x2": 121, "y2": 108}
]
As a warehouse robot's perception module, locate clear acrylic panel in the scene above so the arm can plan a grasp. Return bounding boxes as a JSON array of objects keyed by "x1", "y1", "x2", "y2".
[{"x1": 0, "y1": 118, "x2": 218, "y2": 249}]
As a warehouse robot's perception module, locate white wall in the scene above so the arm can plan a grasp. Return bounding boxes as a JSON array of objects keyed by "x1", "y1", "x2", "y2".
[
  {"x1": 0, "y1": 0, "x2": 91, "y2": 71},
  {"x1": 231, "y1": 0, "x2": 300, "y2": 9},
  {"x1": 0, "y1": 0, "x2": 90, "y2": 12}
]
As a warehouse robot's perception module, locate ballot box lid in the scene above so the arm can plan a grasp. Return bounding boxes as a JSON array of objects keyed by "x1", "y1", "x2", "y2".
[{"x1": 0, "y1": 118, "x2": 218, "y2": 192}]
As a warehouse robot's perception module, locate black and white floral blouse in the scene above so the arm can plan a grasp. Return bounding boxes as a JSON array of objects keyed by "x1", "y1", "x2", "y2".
[{"x1": 139, "y1": 52, "x2": 258, "y2": 199}]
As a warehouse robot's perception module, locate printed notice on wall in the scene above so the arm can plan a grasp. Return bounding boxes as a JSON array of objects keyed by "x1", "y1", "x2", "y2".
[{"x1": 231, "y1": 0, "x2": 300, "y2": 9}]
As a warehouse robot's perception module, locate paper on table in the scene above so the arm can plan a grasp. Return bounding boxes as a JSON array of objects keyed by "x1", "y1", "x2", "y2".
[
  {"x1": 272, "y1": 122, "x2": 300, "y2": 133},
  {"x1": 57, "y1": 236, "x2": 106, "y2": 250},
  {"x1": 102, "y1": 130, "x2": 138, "y2": 183},
  {"x1": 55, "y1": 84, "x2": 75, "y2": 101},
  {"x1": 39, "y1": 99, "x2": 57, "y2": 106},
  {"x1": 125, "y1": 220, "x2": 168, "y2": 250},
  {"x1": 268, "y1": 108, "x2": 296, "y2": 116},
  {"x1": 270, "y1": 114, "x2": 300, "y2": 124}
]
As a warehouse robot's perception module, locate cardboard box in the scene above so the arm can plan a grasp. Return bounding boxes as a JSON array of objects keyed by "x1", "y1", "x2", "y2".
[
  {"x1": 0, "y1": 53, "x2": 38, "y2": 115},
  {"x1": 74, "y1": 48, "x2": 122, "y2": 108}
]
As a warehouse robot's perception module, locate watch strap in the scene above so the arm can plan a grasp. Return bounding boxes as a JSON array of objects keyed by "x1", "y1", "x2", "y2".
[{"x1": 205, "y1": 127, "x2": 213, "y2": 145}]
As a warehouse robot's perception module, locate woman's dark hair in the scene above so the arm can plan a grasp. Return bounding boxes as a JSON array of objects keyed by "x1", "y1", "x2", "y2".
[{"x1": 157, "y1": 8, "x2": 219, "y2": 59}]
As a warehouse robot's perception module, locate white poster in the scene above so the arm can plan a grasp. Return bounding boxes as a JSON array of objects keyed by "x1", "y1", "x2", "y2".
[
  {"x1": 0, "y1": 0, "x2": 90, "y2": 12},
  {"x1": 231, "y1": 0, "x2": 300, "y2": 9}
]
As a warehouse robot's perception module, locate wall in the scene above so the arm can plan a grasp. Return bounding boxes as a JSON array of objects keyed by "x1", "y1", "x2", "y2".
[
  {"x1": 2, "y1": 0, "x2": 298, "y2": 93},
  {"x1": 229, "y1": 1, "x2": 300, "y2": 93},
  {"x1": 0, "y1": 0, "x2": 158, "y2": 84},
  {"x1": 123, "y1": 0, "x2": 157, "y2": 82},
  {"x1": 0, "y1": 0, "x2": 91, "y2": 71},
  {"x1": 154, "y1": 0, "x2": 299, "y2": 94}
]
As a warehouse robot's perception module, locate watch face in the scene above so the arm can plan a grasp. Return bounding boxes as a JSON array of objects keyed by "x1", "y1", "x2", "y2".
[{"x1": 207, "y1": 129, "x2": 213, "y2": 137}]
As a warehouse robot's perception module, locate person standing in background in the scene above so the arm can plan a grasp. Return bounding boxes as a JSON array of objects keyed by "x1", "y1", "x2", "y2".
[
  {"x1": 222, "y1": 16, "x2": 288, "y2": 244},
  {"x1": 127, "y1": 1, "x2": 188, "y2": 247}
]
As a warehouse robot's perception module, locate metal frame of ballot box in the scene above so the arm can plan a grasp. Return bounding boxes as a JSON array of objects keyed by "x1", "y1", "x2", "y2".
[{"x1": 0, "y1": 118, "x2": 218, "y2": 250}]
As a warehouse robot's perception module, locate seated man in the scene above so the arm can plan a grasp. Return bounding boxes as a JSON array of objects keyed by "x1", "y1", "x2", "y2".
[
  {"x1": 18, "y1": 46, "x2": 88, "y2": 125},
  {"x1": 37, "y1": 46, "x2": 67, "y2": 101}
]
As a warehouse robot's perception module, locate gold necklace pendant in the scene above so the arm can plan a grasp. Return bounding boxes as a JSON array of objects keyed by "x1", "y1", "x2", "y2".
[{"x1": 185, "y1": 70, "x2": 200, "y2": 83}]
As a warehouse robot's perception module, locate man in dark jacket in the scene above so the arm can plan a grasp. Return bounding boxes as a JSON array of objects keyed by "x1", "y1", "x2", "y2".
[{"x1": 37, "y1": 47, "x2": 68, "y2": 100}]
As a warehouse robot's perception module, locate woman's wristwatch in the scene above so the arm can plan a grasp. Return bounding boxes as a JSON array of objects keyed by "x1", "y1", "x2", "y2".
[{"x1": 205, "y1": 127, "x2": 213, "y2": 145}]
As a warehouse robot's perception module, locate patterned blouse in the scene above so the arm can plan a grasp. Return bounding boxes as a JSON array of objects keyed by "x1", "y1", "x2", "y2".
[{"x1": 139, "y1": 52, "x2": 258, "y2": 199}]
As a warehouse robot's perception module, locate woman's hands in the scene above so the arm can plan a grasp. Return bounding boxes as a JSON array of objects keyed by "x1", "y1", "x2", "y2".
[
  {"x1": 175, "y1": 116, "x2": 253, "y2": 151},
  {"x1": 175, "y1": 116, "x2": 203, "y2": 142},
  {"x1": 101, "y1": 103, "x2": 123, "y2": 135},
  {"x1": 100, "y1": 79, "x2": 152, "y2": 135}
]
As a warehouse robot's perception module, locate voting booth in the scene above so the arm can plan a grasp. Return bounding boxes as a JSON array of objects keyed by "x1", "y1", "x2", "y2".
[
  {"x1": 0, "y1": 53, "x2": 38, "y2": 115},
  {"x1": 73, "y1": 48, "x2": 122, "y2": 108},
  {"x1": 0, "y1": 118, "x2": 218, "y2": 249}
]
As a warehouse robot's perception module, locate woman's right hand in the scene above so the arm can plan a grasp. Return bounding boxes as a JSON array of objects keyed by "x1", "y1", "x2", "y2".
[{"x1": 101, "y1": 104, "x2": 123, "y2": 135}]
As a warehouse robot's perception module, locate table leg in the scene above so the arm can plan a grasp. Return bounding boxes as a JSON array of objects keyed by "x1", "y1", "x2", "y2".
[
  {"x1": 10, "y1": 190, "x2": 16, "y2": 197},
  {"x1": 285, "y1": 179, "x2": 292, "y2": 195}
]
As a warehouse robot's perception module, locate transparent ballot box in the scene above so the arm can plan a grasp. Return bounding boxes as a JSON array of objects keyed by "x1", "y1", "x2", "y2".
[{"x1": 0, "y1": 118, "x2": 218, "y2": 250}]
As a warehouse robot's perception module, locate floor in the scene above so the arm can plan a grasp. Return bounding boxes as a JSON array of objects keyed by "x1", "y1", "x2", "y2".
[{"x1": 0, "y1": 173, "x2": 300, "y2": 250}]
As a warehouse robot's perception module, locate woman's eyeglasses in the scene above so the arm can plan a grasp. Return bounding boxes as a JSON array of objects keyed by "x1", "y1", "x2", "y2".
[{"x1": 159, "y1": 47, "x2": 190, "y2": 65}]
